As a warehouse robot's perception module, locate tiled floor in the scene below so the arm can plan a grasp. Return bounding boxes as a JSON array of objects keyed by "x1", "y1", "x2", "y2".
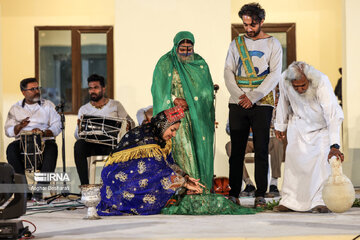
[{"x1": 18, "y1": 195, "x2": 360, "y2": 240}]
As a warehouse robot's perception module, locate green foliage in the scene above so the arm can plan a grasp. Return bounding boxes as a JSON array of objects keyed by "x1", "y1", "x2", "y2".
[
  {"x1": 353, "y1": 198, "x2": 360, "y2": 207},
  {"x1": 264, "y1": 199, "x2": 280, "y2": 210},
  {"x1": 162, "y1": 194, "x2": 258, "y2": 215},
  {"x1": 263, "y1": 198, "x2": 360, "y2": 209}
]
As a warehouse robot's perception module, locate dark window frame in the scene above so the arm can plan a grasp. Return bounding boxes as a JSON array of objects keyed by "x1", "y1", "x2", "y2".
[
  {"x1": 231, "y1": 23, "x2": 296, "y2": 67},
  {"x1": 35, "y1": 26, "x2": 114, "y2": 114}
]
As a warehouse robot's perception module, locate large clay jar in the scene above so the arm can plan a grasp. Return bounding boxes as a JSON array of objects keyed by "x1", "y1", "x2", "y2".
[{"x1": 322, "y1": 156, "x2": 355, "y2": 213}]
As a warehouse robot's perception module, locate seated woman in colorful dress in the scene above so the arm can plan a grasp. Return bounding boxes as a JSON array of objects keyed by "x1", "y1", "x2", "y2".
[{"x1": 97, "y1": 106, "x2": 203, "y2": 216}]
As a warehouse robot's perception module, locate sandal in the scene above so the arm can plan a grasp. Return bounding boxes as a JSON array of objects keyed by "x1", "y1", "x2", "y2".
[
  {"x1": 273, "y1": 204, "x2": 293, "y2": 212},
  {"x1": 311, "y1": 205, "x2": 331, "y2": 213},
  {"x1": 240, "y1": 184, "x2": 256, "y2": 197},
  {"x1": 226, "y1": 195, "x2": 241, "y2": 206},
  {"x1": 254, "y1": 196, "x2": 266, "y2": 208}
]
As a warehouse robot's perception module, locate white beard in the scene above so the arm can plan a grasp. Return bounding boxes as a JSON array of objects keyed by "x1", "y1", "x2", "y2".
[
  {"x1": 32, "y1": 96, "x2": 41, "y2": 102},
  {"x1": 288, "y1": 80, "x2": 318, "y2": 102},
  {"x1": 284, "y1": 63, "x2": 321, "y2": 103}
]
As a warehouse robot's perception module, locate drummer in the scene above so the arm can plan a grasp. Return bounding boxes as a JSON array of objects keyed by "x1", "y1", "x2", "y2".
[
  {"x1": 4, "y1": 78, "x2": 61, "y2": 176},
  {"x1": 74, "y1": 74, "x2": 135, "y2": 185}
]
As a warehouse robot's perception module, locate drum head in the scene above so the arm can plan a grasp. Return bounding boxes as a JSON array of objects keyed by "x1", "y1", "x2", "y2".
[{"x1": 79, "y1": 115, "x2": 126, "y2": 148}]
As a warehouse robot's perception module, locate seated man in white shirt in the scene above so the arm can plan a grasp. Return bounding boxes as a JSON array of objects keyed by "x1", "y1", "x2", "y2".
[
  {"x1": 5, "y1": 78, "x2": 61, "y2": 182},
  {"x1": 74, "y1": 74, "x2": 135, "y2": 185}
]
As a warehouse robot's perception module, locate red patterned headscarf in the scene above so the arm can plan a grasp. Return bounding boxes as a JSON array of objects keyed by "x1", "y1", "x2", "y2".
[
  {"x1": 112, "y1": 106, "x2": 186, "y2": 151},
  {"x1": 152, "y1": 106, "x2": 185, "y2": 140},
  {"x1": 164, "y1": 106, "x2": 185, "y2": 123}
]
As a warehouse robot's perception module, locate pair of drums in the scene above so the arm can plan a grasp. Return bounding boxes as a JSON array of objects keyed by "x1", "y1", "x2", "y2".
[{"x1": 19, "y1": 115, "x2": 127, "y2": 171}]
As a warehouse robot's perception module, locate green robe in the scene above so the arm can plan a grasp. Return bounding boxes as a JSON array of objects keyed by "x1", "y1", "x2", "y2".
[{"x1": 151, "y1": 31, "x2": 215, "y2": 189}]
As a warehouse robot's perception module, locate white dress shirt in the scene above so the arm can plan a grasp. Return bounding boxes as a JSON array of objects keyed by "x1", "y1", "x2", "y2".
[{"x1": 4, "y1": 99, "x2": 61, "y2": 140}]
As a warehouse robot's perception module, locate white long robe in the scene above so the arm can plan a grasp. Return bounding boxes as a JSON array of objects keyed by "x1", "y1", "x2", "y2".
[{"x1": 275, "y1": 69, "x2": 343, "y2": 211}]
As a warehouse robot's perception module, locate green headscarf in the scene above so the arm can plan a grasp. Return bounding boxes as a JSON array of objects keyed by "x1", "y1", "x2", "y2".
[
  {"x1": 172, "y1": 31, "x2": 195, "y2": 47},
  {"x1": 151, "y1": 31, "x2": 215, "y2": 188}
]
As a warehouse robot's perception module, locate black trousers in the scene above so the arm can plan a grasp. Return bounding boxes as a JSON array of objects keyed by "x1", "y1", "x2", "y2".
[
  {"x1": 228, "y1": 103, "x2": 273, "y2": 198},
  {"x1": 6, "y1": 140, "x2": 58, "y2": 175},
  {"x1": 74, "y1": 139, "x2": 112, "y2": 185}
]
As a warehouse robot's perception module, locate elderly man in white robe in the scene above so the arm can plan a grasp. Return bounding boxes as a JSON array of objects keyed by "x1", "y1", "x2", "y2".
[{"x1": 274, "y1": 61, "x2": 344, "y2": 213}]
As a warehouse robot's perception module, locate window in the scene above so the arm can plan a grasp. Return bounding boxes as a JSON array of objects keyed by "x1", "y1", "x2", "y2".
[
  {"x1": 35, "y1": 26, "x2": 113, "y2": 114},
  {"x1": 231, "y1": 23, "x2": 296, "y2": 70}
]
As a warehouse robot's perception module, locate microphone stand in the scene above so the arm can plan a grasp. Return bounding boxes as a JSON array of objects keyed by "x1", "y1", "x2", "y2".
[
  {"x1": 211, "y1": 84, "x2": 220, "y2": 192},
  {"x1": 213, "y1": 84, "x2": 220, "y2": 156},
  {"x1": 45, "y1": 103, "x2": 80, "y2": 204}
]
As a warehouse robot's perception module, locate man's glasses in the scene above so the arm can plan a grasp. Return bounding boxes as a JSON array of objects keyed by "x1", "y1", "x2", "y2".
[{"x1": 23, "y1": 87, "x2": 42, "y2": 92}]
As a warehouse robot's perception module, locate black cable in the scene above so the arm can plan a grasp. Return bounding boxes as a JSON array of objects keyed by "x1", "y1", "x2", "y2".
[
  {"x1": 18, "y1": 226, "x2": 30, "y2": 238},
  {"x1": 21, "y1": 220, "x2": 36, "y2": 234}
]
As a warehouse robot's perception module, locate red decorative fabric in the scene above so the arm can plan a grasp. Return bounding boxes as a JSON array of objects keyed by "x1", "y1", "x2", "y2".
[
  {"x1": 212, "y1": 177, "x2": 231, "y2": 195},
  {"x1": 164, "y1": 106, "x2": 185, "y2": 123}
]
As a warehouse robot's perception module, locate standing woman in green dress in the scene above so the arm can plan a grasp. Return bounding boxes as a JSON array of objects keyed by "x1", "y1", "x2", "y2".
[{"x1": 151, "y1": 31, "x2": 215, "y2": 190}]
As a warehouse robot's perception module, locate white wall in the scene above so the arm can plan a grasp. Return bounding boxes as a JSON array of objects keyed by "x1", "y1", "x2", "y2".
[
  {"x1": 231, "y1": 0, "x2": 342, "y2": 88},
  {"x1": 114, "y1": 0, "x2": 231, "y2": 176},
  {"x1": 1, "y1": 0, "x2": 356, "y2": 185},
  {"x1": 342, "y1": 0, "x2": 360, "y2": 186},
  {"x1": 0, "y1": 4, "x2": 3, "y2": 160},
  {"x1": 0, "y1": 0, "x2": 115, "y2": 166}
]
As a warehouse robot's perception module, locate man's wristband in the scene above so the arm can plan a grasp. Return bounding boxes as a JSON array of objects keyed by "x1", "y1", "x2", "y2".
[{"x1": 330, "y1": 144, "x2": 340, "y2": 149}]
